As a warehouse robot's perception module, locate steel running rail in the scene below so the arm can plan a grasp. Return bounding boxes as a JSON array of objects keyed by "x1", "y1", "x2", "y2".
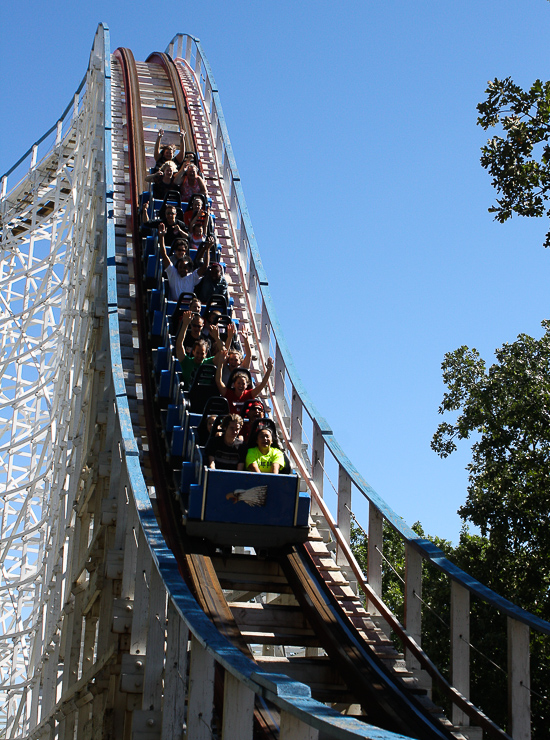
[{"x1": 166, "y1": 33, "x2": 550, "y2": 739}]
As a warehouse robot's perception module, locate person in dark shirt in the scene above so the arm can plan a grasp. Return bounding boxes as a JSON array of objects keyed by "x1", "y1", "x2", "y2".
[
  {"x1": 204, "y1": 414, "x2": 244, "y2": 470},
  {"x1": 221, "y1": 326, "x2": 252, "y2": 383},
  {"x1": 241, "y1": 398, "x2": 266, "y2": 442},
  {"x1": 152, "y1": 129, "x2": 185, "y2": 171},
  {"x1": 145, "y1": 161, "x2": 180, "y2": 200},
  {"x1": 143, "y1": 205, "x2": 188, "y2": 247},
  {"x1": 176, "y1": 311, "x2": 223, "y2": 360},
  {"x1": 195, "y1": 262, "x2": 229, "y2": 304},
  {"x1": 183, "y1": 194, "x2": 210, "y2": 232}
]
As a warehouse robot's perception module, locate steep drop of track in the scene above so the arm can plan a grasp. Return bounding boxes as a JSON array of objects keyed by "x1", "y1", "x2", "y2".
[{"x1": 113, "y1": 45, "x2": 501, "y2": 740}]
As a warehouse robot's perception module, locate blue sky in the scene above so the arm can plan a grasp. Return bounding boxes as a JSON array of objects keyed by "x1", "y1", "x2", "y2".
[{"x1": 2, "y1": 1, "x2": 550, "y2": 544}]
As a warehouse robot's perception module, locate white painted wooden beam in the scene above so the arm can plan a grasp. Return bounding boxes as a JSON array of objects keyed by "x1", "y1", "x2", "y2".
[
  {"x1": 185, "y1": 638, "x2": 215, "y2": 740},
  {"x1": 508, "y1": 617, "x2": 530, "y2": 740},
  {"x1": 221, "y1": 672, "x2": 255, "y2": 740}
]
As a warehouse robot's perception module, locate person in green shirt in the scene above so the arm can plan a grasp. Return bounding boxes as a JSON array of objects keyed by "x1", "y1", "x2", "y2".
[{"x1": 176, "y1": 311, "x2": 224, "y2": 389}]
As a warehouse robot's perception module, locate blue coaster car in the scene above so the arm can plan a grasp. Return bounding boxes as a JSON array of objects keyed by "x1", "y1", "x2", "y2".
[{"x1": 186, "y1": 469, "x2": 310, "y2": 549}]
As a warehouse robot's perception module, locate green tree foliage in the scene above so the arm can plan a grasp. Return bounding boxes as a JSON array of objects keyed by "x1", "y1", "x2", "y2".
[
  {"x1": 430, "y1": 323, "x2": 550, "y2": 733},
  {"x1": 477, "y1": 77, "x2": 550, "y2": 247},
  {"x1": 350, "y1": 521, "x2": 538, "y2": 732},
  {"x1": 431, "y1": 321, "x2": 550, "y2": 604}
]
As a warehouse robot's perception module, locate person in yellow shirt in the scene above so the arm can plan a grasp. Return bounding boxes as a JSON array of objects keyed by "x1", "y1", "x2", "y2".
[{"x1": 245, "y1": 427, "x2": 284, "y2": 474}]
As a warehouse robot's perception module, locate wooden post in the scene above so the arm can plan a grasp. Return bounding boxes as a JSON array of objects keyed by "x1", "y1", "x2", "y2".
[
  {"x1": 279, "y1": 710, "x2": 318, "y2": 740},
  {"x1": 130, "y1": 529, "x2": 151, "y2": 656},
  {"x1": 161, "y1": 601, "x2": 189, "y2": 740},
  {"x1": 121, "y1": 503, "x2": 138, "y2": 601},
  {"x1": 142, "y1": 567, "x2": 167, "y2": 711},
  {"x1": 194, "y1": 49, "x2": 202, "y2": 78},
  {"x1": 312, "y1": 422, "x2": 325, "y2": 519},
  {"x1": 337, "y1": 467, "x2": 351, "y2": 566},
  {"x1": 230, "y1": 182, "x2": 239, "y2": 232},
  {"x1": 274, "y1": 343, "x2": 286, "y2": 416},
  {"x1": 508, "y1": 617, "x2": 530, "y2": 740},
  {"x1": 222, "y1": 672, "x2": 255, "y2": 740},
  {"x1": 186, "y1": 638, "x2": 215, "y2": 740},
  {"x1": 247, "y1": 267, "x2": 257, "y2": 319},
  {"x1": 260, "y1": 300, "x2": 270, "y2": 363},
  {"x1": 290, "y1": 390, "x2": 303, "y2": 451},
  {"x1": 450, "y1": 581, "x2": 470, "y2": 728},
  {"x1": 312, "y1": 422, "x2": 324, "y2": 497},
  {"x1": 404, "y1": 543, "x2": 422, "y2": 671},
  {"x1": 367, "y1": 506, "x2": 383, "y2": 614},
  {"x1": 205, "y1": 79, "x2": 212, "y2": 113}
]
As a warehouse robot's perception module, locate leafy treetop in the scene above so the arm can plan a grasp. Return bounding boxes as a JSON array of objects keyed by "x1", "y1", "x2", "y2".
[
  {"x1": 477, "y1": 77, "x2": 550, "y2": 247},
  {"x1": 431, "y1": 320, "x2": 550, "y2": 574}
]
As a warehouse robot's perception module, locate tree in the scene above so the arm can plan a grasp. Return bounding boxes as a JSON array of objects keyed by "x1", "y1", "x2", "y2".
[
  {"x1": 431, "y1": 321, "x2": 550, "y2": 593},
  {"x1": 430, "y1": 324, "x2": 550, "y2": 736},
  {"x1": 351, "y1": 520, "x2": 549, "y2": 734},
  {"x1": 351, "y1": 521, "x2": 509, "y2": 725},
  {"x1": 477, "y1": 77, "x2": 550, "y2": 247}
]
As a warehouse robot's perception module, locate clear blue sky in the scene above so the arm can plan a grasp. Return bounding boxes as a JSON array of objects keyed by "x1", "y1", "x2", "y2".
[{"x1": 2, "y1": 0, "x2": 549, "y2": 544}]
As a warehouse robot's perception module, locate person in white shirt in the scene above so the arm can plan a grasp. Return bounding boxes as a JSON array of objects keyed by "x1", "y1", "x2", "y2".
[{"x1": 159, "y1": 222, "x2": 211, "y2": 301}]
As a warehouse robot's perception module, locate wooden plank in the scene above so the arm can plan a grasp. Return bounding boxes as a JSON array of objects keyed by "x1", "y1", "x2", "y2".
[
  {"x1": 229, "y1": 602, "x2": 310, "y2": 630},
  {"x1": 241, "y1": 629, "x2": 319, "y2": 647}
]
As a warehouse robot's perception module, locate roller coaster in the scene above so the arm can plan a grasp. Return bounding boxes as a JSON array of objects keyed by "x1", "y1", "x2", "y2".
[{"x1": 0, "y1": 23, "x2": 548, "y2": 740}]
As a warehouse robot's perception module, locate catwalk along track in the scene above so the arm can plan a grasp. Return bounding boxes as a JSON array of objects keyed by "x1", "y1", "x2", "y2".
[{"x1": 0, "y1": 24, "x2": 548, "y2": 740}]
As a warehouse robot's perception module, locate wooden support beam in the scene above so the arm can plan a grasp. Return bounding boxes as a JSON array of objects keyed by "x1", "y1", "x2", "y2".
[
  {"x1": 130, "y1": 529, "x2": 151, "y2": 656},
  {"x1": 186, "y1": 638, "x2": 215, "y2": 740},
  {"x1": 161, "y1": 602, "x2": 189, "y2": 740},
  {"x1": 508, "y1": 617, "x2": 530, "y2": 740},
  {"x1": 280, "y1": 710, "x2": 318, "y2": 740},
  {"x1": 222, "y1": 672, "x2": 254, "y2": 740},
  {"x1": 312, "y1": 422, "x2": 324, "y2": 501},
  {"x1": 450, "y1": 581, "x2": 470, "y2": 728},
  {"x1": 142, "y1": 567, "x2": 167, "y2": 711},
  {"x1": 404, "y1": 543, "x2": 422, "y2": 671},
  {"x1": 367, "y1": 506, "x2": 382, "y2": 615},
  {"x1": 337, "y1": 467, "x2": 351, "y2": 566}
]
